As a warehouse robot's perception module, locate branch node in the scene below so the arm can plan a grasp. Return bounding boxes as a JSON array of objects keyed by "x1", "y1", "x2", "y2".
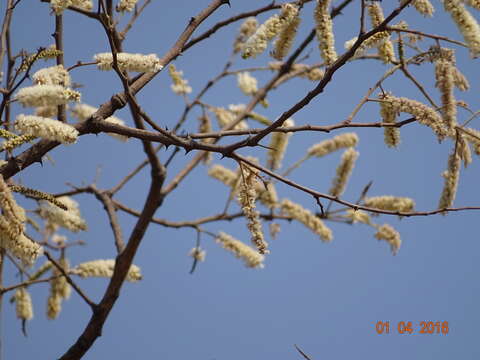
[{"x1": 111, "y1": 94, "x2": 127, "y2": 109}]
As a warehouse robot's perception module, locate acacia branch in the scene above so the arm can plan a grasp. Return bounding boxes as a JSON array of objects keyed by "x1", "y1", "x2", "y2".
[
  {"x1": 233, "y1": 153, "x2": 480, "y2": 217},
  {"x1": 0, "y1": 0, "x2": 230, "y2": 181},
  {"x1": 183, "y1": 118, "x2": 417, "y2": 140},
  {"x1": 0, "y1": 0, "x2": 14, "y2": 71},
  {"x1": 59, "y1": 153, "x2": 165, "y2": 359},
  {"x1": 182, "y1": 1, "x2": 315, "y2": 52},
  {"x1": 114, "y1": 200, "x2": 293, "y2": 228},
  {"x1": 224, "y1": 0, "x2": 415, "y2": 153}
]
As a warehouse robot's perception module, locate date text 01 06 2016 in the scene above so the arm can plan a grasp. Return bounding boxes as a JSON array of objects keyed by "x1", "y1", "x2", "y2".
[{"x1": 375, "y1": 321, "x2": 449, "y2": 335}]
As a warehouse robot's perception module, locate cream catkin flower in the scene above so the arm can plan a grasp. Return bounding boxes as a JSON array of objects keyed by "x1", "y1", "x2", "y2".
[
  {"x1": 463, "y1": 127, "x2": 480, "y2": 155},
  {"x1": 212, "y1": 107, "x2": 248, "y2": 131},
  {"x1": 443, "y1": 0, "x2": 480, "y2": 57},
  {"x1": 280, "y1": 199, "x2": 332, "y2": 242},
  {"x1": 380, "y1": 95, "x2": 401, "y2": 148},
  {"x1": 238, "y1": 166, "x2": 268, "y2": 254},
  {"x1": 272, "y1": 11, "x2": 301, "y2": 60},
  {"x1": 457, "y1": 134, "x2": 472, "y2": 167},
  {"x1": 307, "y1": 133, "x2": 359, "y2": 158},
  {"x1": 33, "y1": 65, "x2": 70, "y2": 87},
  {"x1": 116, "y1": 0, "x2": 138, "y2": 12},
  {"x1": 71, "y1": 103, "x2": 128, "y2": 142},
  {"x1": 314, "y1": 0, "x2": 337, "y2": 65},
  {"x1": 51, "y1": 258, "x2": 71, "y2": 300},
  {"x1": 168, "y1": 65, "x2": 192, "y2": 95},
  {"x1": 345, "y1": 209, "x2": 372, "y2": 225},
  {"x1": 74, "y1": 259, "x2": 143, "y2": 282},
  {"x1": 15, "y1": 115, "x2": 78, "y2": 144},
  {"x1": 15, "y1": 287, "x2": 33, "y2": 321},
  {"x1": 409, "y1": 0, "x2": 435, "y2": 17},
  {"x1": 269, "y1": 62, "x2": 325, "y2": 81},
  {"x1": 10, "y1": 185, "x2": 68, "y2": 211},
  {"x1": 438, "y1": 152, "x2": 461, "y2": 210},
  {"x1": 35, "y1": 106, "x2": 57, "y2": 118},
  {"x1": 0, "y1": 128, "x2": 16, "y2": 139},
  {"x1": 50, "y1": 0, "x2": 93, "y2": 14},
  {"x1": 47, "y1": 294, "x2": 62, "y2": 320},
  {"x1": 329, "y1": 148, "x2": 359, "y2": 197},
  {"x1": 94, "y1": 53, "x2": 163, "y2": 72},
  {"x1": 47, "y1": 258, "x2": 70, "y2": 320},
  {"x1": 460, "y1": 0, "x2": 480, "y2": 10},
  {"x1": 367, "y1": 3, "x2": 396, "y2": 63},
  {"x1": 344, "y1": 32, "x2": 392, "y2": 58},
  {"x1": 0, "y1": 176, "x2": 43, "y2": 265},
  {"x1": 7, "y1": 234, "x2": 43, "y2": 267},
  {"x1": 237, "y1": 72, "x2": 258, "y2": 96},
  {"x1": 1, "y1": 135, "x2": 36, "y2": 152},
  {"x1": 435, "y1": 59, "x2": 457, "y2": 131},
  {"x1": 234, "y1": 17, "x2": 258, "y2": 53},
  {"x1": 242, "y1": 4, "x2": 299, "y2": 59},
  {"x1": 374, "y1": 224, "x2": 401, "y2": 255},
  {"x1": 38, "y1": 196, "x2": 87, "y2": 232},
  {"x1": 452, "y1": 66, "x2": 470, "y2": 91},
  {"x1": 381, "y1": 95, "x2": 449, "y2": 140},
  {"x1": 267, "y1": 119, "x2": 294, "y2": 170},
  {"x1": 364, "y1": 196, "x2": 415, "y2": 213},
  {"x1": 16, "y1": 85, "x2": 80, "y2": 107},
  {"x1": 19, "y1": 46, "x2": 63, "y2": 72},
  {"x1": 32, "y1": 65, "x2": 71, "y2": 87},
  {"x1": 256, "y1": 182, "x2": 279, "y2": 209},
  {"x1": 208, "y1": 164, "x2": 238, "y2": 188},
  {"x1": 216, "y1": 231, "x2": 265, "y2": 268},
  {"x1": 198, "y1": 114, "x2": 213, "y2": 164},
  {"x1": 189, "y1": 247, "x2": 206, "y2": 262}
]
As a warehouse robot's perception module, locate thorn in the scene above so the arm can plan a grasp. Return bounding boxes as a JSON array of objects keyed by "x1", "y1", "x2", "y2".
[
  {"x1": 189, "y1": 17, "x2": 196, "y2": 25},
  {"x1": 294, "y1": 344, "x2": 312, "y2": 360},
  {"x1": 184, "y1": 147, "x2": 192, "y2": 154},
  {"x1": 221, "y1": 0, "x2": 231, "y2": 6}
]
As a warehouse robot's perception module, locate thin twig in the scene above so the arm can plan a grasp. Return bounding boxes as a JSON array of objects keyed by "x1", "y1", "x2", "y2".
[{"x1": 44, "y1": 251, "x2": 96, "y2": 310}]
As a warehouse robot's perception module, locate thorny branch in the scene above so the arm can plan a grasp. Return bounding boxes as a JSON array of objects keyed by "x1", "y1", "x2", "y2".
[{"x1": 1, "y1": 0, "x2": 479, "y2": 359}]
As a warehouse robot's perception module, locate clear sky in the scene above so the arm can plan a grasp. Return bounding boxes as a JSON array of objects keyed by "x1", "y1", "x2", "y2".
[{"x1": 3, "y1": 1, "x2": 480, "y2": 359}]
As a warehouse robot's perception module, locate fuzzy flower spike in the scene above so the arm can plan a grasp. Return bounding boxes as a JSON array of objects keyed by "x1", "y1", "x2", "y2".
[
  {"x1": 443, "y1": 0, "x2": 480, "y2": 57},
  {"x1": 94, "y1": 52, "x2": 163, "y2": 72},
  {"x1": 367, "y1": 2, "x2": 396, "y2": 63},
  {"x1": 267, "y1": 119, "x2": 294, "y2": 170},
  {"x1": 168, "y1": 65, "x2": 192, "y2": 95},
  {"x1": 15, "y1": 115, "x2": 79, "y2": 144},
  {"x1": 238, "y1": 165, "x2": 268, "y2": 254},
  {"x1": 73, "y1": 259, "x2": 142, "y2": 281},
  {"x1": 16, "y1": 85, "x2": 80, "y2": 108},
  {"x1": 0, "y1": 175, "x2": 43, "y2": 265},
  {"x1": 242, "y1": 4, "x2": 299, "y2": 59},
  {"x1": 280, "y1": 199, "x2": 333, "y2": 242},
  {"x1": 314, "y1": 0, "x2": 337, "y2": 65},
  {"x1": 216, "y1": 232, "x2": 265, "y2": 268}
]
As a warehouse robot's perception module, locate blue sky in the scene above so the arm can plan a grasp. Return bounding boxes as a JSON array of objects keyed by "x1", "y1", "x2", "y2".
[{"x1": 3, "y1": 1, "x2": 480, "y2": 359}]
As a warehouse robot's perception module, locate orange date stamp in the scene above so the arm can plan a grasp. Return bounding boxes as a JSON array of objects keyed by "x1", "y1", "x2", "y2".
[{"x1": 375, "y1": 321, "x2": 449, "y2": 335}]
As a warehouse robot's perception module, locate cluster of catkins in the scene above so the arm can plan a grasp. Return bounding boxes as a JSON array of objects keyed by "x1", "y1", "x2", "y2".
[{"x1": 207, "y1": 130, "x2": 414, "y2": 264}]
